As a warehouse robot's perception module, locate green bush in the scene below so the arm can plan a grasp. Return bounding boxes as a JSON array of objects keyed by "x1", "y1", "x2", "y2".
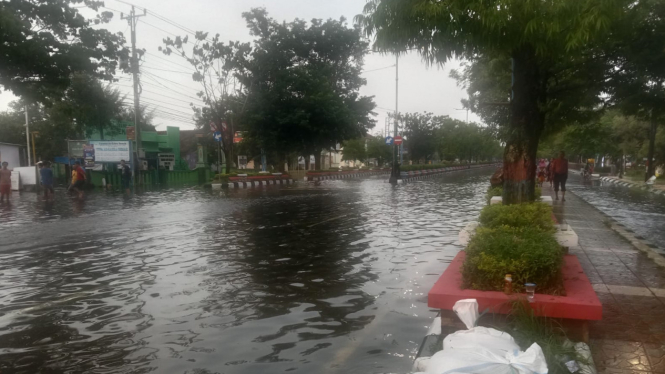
[
  {"x1": 479, "y1": 202, "x2": 554, "y2": 232},
  {"x1": 462, "y1": 227, "x2": 564, "y2": 294},
  {"x1": 486, "y1": 186, "x2": 503, "y2": 204}
]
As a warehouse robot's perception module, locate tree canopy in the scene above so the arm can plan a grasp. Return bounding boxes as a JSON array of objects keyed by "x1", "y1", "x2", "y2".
[
  {"x1": 359, "y1": 0, "x2": 627, "y2": 203},
  {"x1": 0, "y1": 0, "x2": 127, "y2": 103},
  {"x1": 238, "y1": 9, "x2": 376, "y2": 170}
]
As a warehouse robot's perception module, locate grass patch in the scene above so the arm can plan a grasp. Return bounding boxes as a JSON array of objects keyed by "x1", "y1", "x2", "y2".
[
  {"x1": 462, "y1": 227, "x2": 564, "y2": 294},
  {"x1": 504, "y1": 301, "x2": 589, "y2": 374}
]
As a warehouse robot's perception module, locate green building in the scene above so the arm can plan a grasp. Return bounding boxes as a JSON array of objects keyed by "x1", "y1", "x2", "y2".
[{"x1": 88, "y1": 124, "x2": 185, "y2": 169}]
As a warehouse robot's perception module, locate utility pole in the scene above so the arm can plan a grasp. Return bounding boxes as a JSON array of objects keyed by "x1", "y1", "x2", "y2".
[
  {"x1": 122, "y1": 6, "x2": 146, "y2": 185},
  {"x1": 25, "y1": 106, "x2": 31, "y2": 166},
  {"x1": 389, "y1": 54, "x2": 400, "y2": 184}
]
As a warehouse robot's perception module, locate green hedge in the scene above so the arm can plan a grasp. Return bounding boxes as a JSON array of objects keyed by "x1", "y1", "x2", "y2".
[
  {"x1": 479, "y1": 202, "x2": 554, "y2": 233},
  {"x1": 462, "y1": 227, "x2": 564, "y2": 294}
]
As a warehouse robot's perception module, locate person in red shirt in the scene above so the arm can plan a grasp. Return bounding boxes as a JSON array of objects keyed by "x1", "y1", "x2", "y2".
[
  {"x1": 551, "y1": 151, "x2": 569, "y2": 201},
  {"x1": 68, "y1": 161, "x2": 87, "y2": 199},
  {"x1": 0, "y1": 162, "x2": 11, "y2": 203}
]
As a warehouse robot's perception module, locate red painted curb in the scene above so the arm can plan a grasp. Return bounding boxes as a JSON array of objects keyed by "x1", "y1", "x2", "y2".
[{"x1": 428, "y1": 252, "x2": 602, "y2": 320}]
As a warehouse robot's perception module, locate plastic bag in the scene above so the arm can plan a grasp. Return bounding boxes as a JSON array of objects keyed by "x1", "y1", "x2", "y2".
[
  {"x1": 424, "y1": 343, "x2": 547, "y2": 374},
  {"x1": 421, "y1": 299, "x2": 548, "y2": 374}
]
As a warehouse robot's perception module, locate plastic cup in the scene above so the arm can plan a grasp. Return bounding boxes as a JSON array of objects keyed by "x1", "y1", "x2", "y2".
[{"x1": 525, "y1": 283, "x2": 536, "y2": 302}]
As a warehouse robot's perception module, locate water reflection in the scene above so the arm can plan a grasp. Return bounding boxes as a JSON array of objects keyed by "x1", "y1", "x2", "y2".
[{"x1": 0, "y1": 169, "x2": 492, "y2": 373}]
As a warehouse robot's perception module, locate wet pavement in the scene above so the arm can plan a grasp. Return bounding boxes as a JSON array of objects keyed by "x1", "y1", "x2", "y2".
[
  {"x1": 0, "y1": 169, "x2": 492, "y2": 374},
  {"x1": 568, "y1": 176, "x2": 665, "y2": 256},
  {"x1": 550, "y1": 183, "x2": 665, "y2": 374}
]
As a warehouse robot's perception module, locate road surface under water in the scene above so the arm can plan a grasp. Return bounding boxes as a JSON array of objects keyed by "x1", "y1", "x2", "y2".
[
  {"x1": 567, "y1": 175, "x2": 665, "y2": 255},
  {"x1": 0, "y1": 168, "x2": 492, "y2": 374}
]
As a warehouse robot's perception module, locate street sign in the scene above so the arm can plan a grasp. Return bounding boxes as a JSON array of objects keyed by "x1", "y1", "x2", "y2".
[
  {"x1": 213, "y1": 131, "x2": 222, "y2": 142},
  {"x1": 126, "y1": 126, "x2": 136, "y2": 140},
  {"x1": 394, "y1": 135, "x2": 403, "y2": 145},
  {"x1": 209, "y1": 122, "x2": 218, "y2": 132},
  {"x1": 385, "y1": 136, "x2": 394, "y2": 145},
  {"x1": 222, "y1": 121, "x2": 228, "y2": 133}
]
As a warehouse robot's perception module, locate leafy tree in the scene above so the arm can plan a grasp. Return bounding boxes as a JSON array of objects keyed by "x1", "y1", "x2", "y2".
[
  {"x1": 341, "y1": 138, "x2": 367, "y2": 164},
  {"x1": 399, "y1": 112, "x2": 438, "y2": 163},
  {"x1": 604, "y1": 0, "x2": 665, "y2": 180},
  {"x1": 160, "y1": 25, "x2": 251, "y2": 174},
  {"x1": 366, "y1": 135, "x2": 392, "y2": 166},
  {"x1": 0, "y1": 0, "x2": 127, "y2": 103},
  {"x1": 238, "y1": 9, "x2": 376, "y2": 170},
  {"x1": 0, "y1": 75, "x2": 146, "y2": 162},
  {"x1": 359, "y1": 0, "x2": 624, "y2": 203}
]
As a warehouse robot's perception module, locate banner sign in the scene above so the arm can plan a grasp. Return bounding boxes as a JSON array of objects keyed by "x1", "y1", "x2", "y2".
[
  {"x1": 233, "y1": 131, "x2": 244, "y2": 144},
  {"x1": 238, "y1": 155, "x2": 248, "y2": 169},
  {"x1": 89, "y1": 141, "x2": 131, "y2": 162},
  {"x1": 83, "y1": 144, "x2": 95, "y2": 168},
  {"x1": 67, "y1": 140, "x2": 88, "y2": 158}
]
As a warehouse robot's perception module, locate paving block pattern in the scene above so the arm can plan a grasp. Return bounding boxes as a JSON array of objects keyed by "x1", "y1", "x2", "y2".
[{"x1": 549, "y1": 185, "x2": 665, "y2": 374}]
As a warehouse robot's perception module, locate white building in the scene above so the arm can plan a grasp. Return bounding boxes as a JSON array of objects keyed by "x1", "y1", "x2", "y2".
[{"x1": 0, "y1": 142, "x2": 27, "y2": 168}]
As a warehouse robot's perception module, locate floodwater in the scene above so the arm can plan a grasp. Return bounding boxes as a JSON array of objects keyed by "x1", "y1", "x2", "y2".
[
  {"x1": 0, "y1": 169, "x2": 492, "y2": 374},
  {"x1": 567, "y1": 175, "x2": 665, "y2": 255}
]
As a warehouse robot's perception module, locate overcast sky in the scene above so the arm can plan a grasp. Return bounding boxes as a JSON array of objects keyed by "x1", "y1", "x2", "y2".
[{"x1": 0, "y1": 0, "x2": 479, "y2": 133}]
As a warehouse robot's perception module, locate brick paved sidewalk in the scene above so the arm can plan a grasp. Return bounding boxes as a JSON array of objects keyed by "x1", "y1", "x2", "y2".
[{"x1": 547, "y1": 185, "x2": 665, "y2": 374}]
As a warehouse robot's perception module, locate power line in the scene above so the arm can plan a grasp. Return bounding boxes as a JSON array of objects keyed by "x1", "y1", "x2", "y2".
[
  {"x1": 139, "y1": 19, "x2": 178, "y2": 37},
  {"x1": 362, "y1": 64, "x2": 396, "y2": 73},
  {"x1": 144, "y1": 51, "x2": 194, "y2": 71},
  {"x1": 141, "y1": 74, "x2": 203, "y2": 101},
  {"x1": 122, "y1": 99, "x2": 194, "y2": 119},
  {"x1": 141, "y1": 65, "x2": 192, "y2": 75},
  {"x1": 143, "y1": 71, "x2": 201, "y2": 93}
]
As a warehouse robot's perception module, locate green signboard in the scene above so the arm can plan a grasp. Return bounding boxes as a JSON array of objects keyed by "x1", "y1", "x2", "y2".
[{"x1": 67, "y1": 140, "x2": 88, "y2": 158}]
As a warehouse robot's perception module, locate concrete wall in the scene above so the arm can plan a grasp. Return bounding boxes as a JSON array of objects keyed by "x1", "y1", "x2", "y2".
[
  {"x1": 0, "y1": 144, "x2": 22, "y2": 168},
  {"x1": 14, "y1": 166, "x2": 38, "y2": 187}
]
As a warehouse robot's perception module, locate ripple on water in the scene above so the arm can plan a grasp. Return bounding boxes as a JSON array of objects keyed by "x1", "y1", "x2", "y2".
[{"x1": 0, "y1": 168, "x2": 494, "y2": 373}]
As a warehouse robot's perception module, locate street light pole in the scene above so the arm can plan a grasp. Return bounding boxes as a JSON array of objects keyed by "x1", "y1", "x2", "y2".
[
  {"x1": 25, "y1": 106, "x2": 31, "y2": 166},
  {"x1": 389, "y1": 54, "x2": 400, "y2": 184}
]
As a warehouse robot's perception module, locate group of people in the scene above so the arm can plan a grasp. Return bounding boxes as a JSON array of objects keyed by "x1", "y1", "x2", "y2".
[
  {"x1": 0, "y1": 159, "x2": 133, "y2": 203},
  {"x1": 537, "y1": 151, "x2": 569, "y2": 201}
]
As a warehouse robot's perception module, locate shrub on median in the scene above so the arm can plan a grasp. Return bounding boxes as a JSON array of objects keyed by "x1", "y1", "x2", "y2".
[
  {"x1": 485, "y1": 185, "x2": 542, "y2": 205},
  {"x1": 479, "y1": 202, "x2": 555, "y2": 233},
  {"x1": 462, "y1": 226, "x2": 564, "y2": 294}
]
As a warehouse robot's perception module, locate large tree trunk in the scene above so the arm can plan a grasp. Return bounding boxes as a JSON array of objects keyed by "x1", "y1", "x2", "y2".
[
  {"x1": 503, "y1": 48, "x2": 545, "y2": 205},
  {"x1": 314, "y1": 149, "x2": 322, "y2": 170},
  {"x1": 304, "y1": 155, "x2": 311, "y2": 170},
  {"x1": 646, "y1": 113, "x2": 657, "y2": 181}
]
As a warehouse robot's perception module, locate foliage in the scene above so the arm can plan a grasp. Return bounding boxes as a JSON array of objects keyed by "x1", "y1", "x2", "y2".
[
  {"x1": 479, "y1": 202, "x2": 555, "y2": 233},
  {"x1": 366, "y1": 135, "x2": 392, "y2": 166},
  {"x1": 341, "y1": 138, "x2": 367, "y2": 163},
  {"x1": 236, "y1": 9, "x2": 375, "y2": 170},
  {"x1": 486, "y1": 186, "x2": 503, "y2": 205},
  {"x1": 462, "y1": 226, "x2": 564, "y2": 294},
  {"x1": 436, "y1": 118, "x2": 503, "y2": 162},
  {"x1": 0, "y1": 74, "x2": 152, "y2": 162},
  {"x1": 358, "y1": 0, "x2": 625, "y2": 203},
  {"x1": 160, "y1": 20, "x2": 251, "y2": 173},
  {"x1": 398, "y1": 112, "x2": 438, "y2": 162},
  {"x1": 0, "y1": 0, "x2": 127, "y2": 103}
]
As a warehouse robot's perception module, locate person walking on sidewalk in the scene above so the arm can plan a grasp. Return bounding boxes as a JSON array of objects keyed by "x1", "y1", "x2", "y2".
[
  {"x1": 0, "y1": 162, "x2": 12, "y2": 203},
  {"x1": 552, "y1": 151, "x2": 569, "y2": 201}
]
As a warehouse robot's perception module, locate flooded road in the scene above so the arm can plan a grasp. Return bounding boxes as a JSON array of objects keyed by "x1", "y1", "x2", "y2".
[
  {"x1": 0, "y1": 169, "x2": 492, "y2": 374},
  {"x1": 568, "y1": 175, "x2": 665, "y2": 255}
]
